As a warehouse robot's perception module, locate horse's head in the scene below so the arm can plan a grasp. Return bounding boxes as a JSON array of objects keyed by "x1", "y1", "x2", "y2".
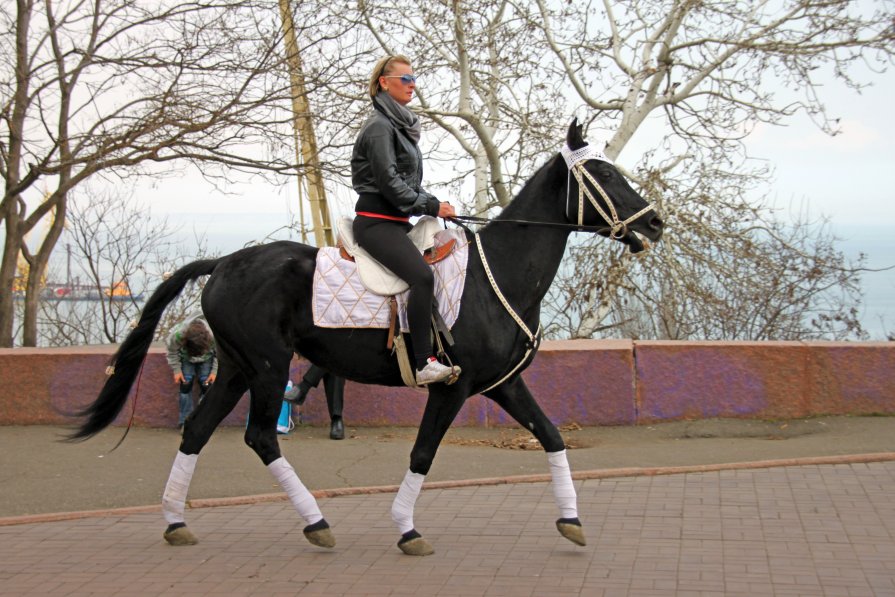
[{"x1": 562, "y1": 120, "x2": 663, "y2": 253}]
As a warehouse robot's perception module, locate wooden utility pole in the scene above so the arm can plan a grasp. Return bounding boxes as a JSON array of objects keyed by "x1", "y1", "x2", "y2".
[{"x1": 278, "y1": 0, "x2": 335, "y2": 247}]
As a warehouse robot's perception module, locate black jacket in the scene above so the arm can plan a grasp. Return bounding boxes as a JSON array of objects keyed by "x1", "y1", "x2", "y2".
[{"x1": 351, "y1": 106, "x2": 440, "y2": 218}]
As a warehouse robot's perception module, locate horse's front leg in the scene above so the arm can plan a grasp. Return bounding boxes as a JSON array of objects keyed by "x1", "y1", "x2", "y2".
[
  {"x1": 484, "y1": 376, "x2": 587, "y2": 547},
  {"x1": 392, "y1": 384, "x2": 467, "y2": 556}
]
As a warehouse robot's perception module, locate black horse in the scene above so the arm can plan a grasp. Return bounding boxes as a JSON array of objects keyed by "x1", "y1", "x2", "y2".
[{"x1": 71, "y1": 120, "x2": 663, "y2": 555}]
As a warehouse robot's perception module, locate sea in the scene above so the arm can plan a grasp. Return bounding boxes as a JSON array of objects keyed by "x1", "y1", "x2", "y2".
[{"x1": 834, "y1": 224, "x2": 894, "y2": 340}]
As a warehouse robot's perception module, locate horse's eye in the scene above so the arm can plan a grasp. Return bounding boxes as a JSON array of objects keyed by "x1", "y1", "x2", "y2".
[{"x1": 597, "y1": 167, "x2": 613, "y2": 182}]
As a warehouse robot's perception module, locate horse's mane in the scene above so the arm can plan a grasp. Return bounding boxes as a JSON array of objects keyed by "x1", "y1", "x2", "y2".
[{"x1": 494, "y1": 153, "x2": 565, "y2": 221}]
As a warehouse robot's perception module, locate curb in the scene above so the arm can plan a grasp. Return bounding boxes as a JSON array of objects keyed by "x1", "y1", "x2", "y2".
[{"x1": 2, "y1": 451, "x2": 894, "y2": 528}]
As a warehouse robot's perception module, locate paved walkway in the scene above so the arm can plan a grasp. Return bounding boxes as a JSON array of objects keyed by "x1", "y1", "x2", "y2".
[{"x1": 2, "y1": 458, "x2": 894, "y2": 596}]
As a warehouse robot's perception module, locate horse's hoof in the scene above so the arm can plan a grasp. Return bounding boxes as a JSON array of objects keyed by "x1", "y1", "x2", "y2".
[
  {"x1": 397, "y1": 529, "x2": 434, "y2": 556},
  {"x1": 303, "y1": 519, "x2": 336, "y2": 548},
  {"x1": 163, "y1": 523, "x2": 198, "y2": 546},
  {"x1": 556, "y1": 517, "x2": 587, "y2": 546}
]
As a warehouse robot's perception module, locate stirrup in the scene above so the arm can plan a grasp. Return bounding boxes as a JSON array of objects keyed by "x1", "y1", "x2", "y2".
[{"x1": 415, "y1": 360, "x2": 461, "y2": 386}]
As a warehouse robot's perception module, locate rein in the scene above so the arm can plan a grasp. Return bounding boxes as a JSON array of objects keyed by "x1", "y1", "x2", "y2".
[{"x1": 448, "y1": 214, "x2": 613, "y2": 235}]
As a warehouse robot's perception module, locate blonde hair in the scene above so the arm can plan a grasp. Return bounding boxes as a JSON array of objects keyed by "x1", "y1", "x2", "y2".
[{"x1": 368, "y1": 54, "x2": 412, "y2": 98}]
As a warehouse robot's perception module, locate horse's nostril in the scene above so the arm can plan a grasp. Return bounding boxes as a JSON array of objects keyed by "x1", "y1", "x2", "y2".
[{"x1": 650, "y1": 216, "x2": 664, "y2": 230}]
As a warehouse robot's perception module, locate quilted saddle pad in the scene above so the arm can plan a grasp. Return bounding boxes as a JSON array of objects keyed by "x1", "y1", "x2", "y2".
[{"x1": 312, "y1": 228, "x2": 469, "y2": 331}]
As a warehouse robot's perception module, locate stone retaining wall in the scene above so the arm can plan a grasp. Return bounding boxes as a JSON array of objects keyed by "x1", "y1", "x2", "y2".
[{"x1": 0, "y1": 340, "x2": 892, "y2": 428}]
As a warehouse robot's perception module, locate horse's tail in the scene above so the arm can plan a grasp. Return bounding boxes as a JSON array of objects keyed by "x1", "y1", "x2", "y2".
[{"x1": 66, "y1": 258, "x2": 221, "y2": 441}]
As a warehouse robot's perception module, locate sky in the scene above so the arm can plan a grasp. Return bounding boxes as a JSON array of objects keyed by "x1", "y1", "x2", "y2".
[
  {"x1": 146, "y1": 60, "x2": 895, "y2": 231},
  {"x1": 741, "y1": 69, "x2": 895, "y2": 339}
]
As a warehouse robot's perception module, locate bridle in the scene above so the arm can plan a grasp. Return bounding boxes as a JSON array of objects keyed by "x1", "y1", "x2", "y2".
[
  {"x1": 451, "y1": 143, "x2": 656, "y2": 238},
  {"x1": 560, "y1": 143, "x2": 656, "y2": 240}
]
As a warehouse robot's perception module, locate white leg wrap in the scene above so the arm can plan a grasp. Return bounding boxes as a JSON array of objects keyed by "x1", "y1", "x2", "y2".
[
  {"x1": 162, "y1": 451, "x2": 199, "y2": 525},
  {"x1": 268, "y1": 457, "x2": 323, "y2": 525},
  {"x1": 547, "y1": 449, "x2": 578, "y2": 519},
  {"x1": 391, "y1": 470, "x2": 425, "y2": 534}
]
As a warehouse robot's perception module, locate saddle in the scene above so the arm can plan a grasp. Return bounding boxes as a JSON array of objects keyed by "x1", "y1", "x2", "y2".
[
  {"x1": 333, "y1": 215, "x2": 461, "y2": 387},
  {"x1": 336, "y1": 216, "x2": 457, "y2": 296}
]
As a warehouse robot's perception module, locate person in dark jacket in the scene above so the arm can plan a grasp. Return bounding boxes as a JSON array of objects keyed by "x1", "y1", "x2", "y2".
[
  {"x1": 351, "y1": 54, "x2": 459, "y2": 386},
  {"x1": 284, "y1": 364, "x2": 346, "y2": 440}
]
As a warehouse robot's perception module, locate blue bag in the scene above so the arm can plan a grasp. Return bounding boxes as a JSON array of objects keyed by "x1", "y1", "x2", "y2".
[
  {"x1": 247, "y1": 381, "x2": 295, "y2": 434},
  {"x1": 277, "y1": 380, "x2": 294, "y2": 434},
  {"x1": 277, "y1": 400, "x2": 294, "y2": 434}
]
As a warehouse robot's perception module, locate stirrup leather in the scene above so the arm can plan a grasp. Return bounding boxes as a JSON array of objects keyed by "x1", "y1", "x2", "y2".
[{"x1": 389, "y1": 298, "x2": 460, "y2": 388}]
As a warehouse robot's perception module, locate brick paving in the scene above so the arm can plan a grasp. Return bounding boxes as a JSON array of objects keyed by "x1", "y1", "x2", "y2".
[{"x1": 1, "y1": 461, "x2": 894, "y2": 596}]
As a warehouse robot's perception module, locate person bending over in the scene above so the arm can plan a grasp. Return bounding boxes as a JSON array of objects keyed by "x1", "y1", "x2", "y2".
[{"x1": 165, "y1": 313, "x2": 217, "y2": 428}]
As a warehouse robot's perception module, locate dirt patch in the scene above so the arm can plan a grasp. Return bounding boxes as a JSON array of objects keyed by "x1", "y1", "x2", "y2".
[{"x1": 439, "y1": 423, "x2": 590, "y2": 450}]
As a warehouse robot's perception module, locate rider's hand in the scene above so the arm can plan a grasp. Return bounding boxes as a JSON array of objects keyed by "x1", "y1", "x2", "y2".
[
  {"x1": 438, "y1": 201, "x2": 457, "y2": 219},
  {"x1": 174, "y1": 372, "x2": 185, "y2": 384}
]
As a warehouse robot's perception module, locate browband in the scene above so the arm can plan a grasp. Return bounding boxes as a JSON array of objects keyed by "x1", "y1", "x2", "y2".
[{"x1": 560, "y1": 143, "x2": 612, "y2": 169}]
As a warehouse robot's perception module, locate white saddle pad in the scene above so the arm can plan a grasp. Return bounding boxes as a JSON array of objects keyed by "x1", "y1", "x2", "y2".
[{"x1": 312, "y1": 228, "x2": 469, "y2": 331}]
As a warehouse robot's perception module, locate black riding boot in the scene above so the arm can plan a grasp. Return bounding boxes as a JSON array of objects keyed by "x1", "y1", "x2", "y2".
[
  {"x1": 329, "y1": 416, "x2": 345, "y2": 440},
  {"x1": 325, "y1": 374, "x2": 345, "y2": 440}
]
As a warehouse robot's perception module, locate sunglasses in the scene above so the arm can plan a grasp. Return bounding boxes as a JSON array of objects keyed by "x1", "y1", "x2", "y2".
[{"x1": 382, "y1": 74, "x2": 418, "y2": 84}]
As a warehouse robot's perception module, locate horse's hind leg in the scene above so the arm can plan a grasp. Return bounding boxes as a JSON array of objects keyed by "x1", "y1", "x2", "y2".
[
  {"x1": 484, "y1": 376, "x2": 587, "y2": 547},
  {"x1": 244, "y1": 367, "x2": 335, "y2": 549},
  {"x1": 162, "y1": 359, "x2": 247, "y2": 546}
]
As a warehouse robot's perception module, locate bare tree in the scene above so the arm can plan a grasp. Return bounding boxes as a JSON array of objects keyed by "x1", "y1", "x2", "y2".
[
  {"x1": 528, "y1": 0, "x2": 893, "y2": 160},
  {"x1": 544, "y1": 158, "x2": 867, "y2": 340},
  {"x1": 9, "y1": 1, "x2": 888, "y2": 345},
  {"x1": 524, "y1": 0, "x2": 893, "y2": 339},
  {"x1": 351, "y1": 0, "x2": 569, "y2": 212},
  {"x1": 0, "y1": 0, "x2": 346, "y2": 346},
  {"x1": 34, "y1": 188, "x2": 211, "y2": 346}
]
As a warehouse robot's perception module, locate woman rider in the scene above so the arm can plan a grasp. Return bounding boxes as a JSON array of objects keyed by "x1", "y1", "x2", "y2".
[{"x1": 351, "y1": 55, "x2": 458, "y2": 386}]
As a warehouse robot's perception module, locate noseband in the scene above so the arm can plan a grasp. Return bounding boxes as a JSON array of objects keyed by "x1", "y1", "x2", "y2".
[{"x1": 560, "y1": 144, "x2": 655, "y2": 239}]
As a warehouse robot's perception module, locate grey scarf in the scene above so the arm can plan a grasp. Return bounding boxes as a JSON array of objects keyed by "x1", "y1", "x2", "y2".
[{"x1": 373, "y1": 92, "x2": 421, "y2": 144}]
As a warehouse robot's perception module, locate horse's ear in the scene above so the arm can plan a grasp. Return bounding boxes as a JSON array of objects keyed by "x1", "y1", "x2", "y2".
[{"x1": 566, "y1": 118, "x2": 587, "y2": 150}]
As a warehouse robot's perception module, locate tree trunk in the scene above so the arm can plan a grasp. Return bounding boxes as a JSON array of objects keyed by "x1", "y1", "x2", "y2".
[
  {"x1": 279, "y1": 0, "x2": 334, "y2": 247},
  {"x1": 0, "y1": 213, "x2": 23, "y2": 346},
  {"x1": 21, "y1": 199, "x2": 67, "y2": 346},
  {"x1": 0, "y1": 1, "x2": 33, "y2": 347}
]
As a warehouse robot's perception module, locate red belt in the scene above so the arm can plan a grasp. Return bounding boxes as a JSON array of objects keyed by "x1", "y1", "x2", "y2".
[{"x1": 356, "y1": 212, "x2": 411, "y2": 223}]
